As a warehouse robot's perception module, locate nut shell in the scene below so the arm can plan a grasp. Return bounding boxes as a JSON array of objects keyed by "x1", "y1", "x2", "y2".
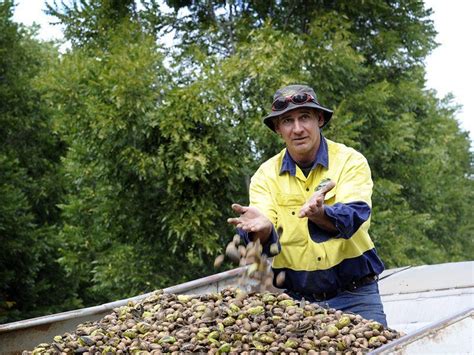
[{"x1": 26, "y1": 289, "x2": 402, "y2": 354}]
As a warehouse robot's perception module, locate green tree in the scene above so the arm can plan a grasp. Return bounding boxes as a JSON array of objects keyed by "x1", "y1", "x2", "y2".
[
  {"x1": 39, "y1": 2, "x2": 249, "y2": 303},
  {"x1": 157, "y1": 0, "x2": 473, "y2": 266},
  {"x1": 46, "y1": 0, "x2": 137, "y2": 47},
  {"x1": 37, "y1": 0, "x2": 472, "y2": 313},
  {"x1": 0, "y1": 0, "x2": 78, "y2": 323}
]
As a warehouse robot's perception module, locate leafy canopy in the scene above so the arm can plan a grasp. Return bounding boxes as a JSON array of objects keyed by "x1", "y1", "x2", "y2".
[{"x1": 0, "y1": 0, "x2": 472, "y2": 322}]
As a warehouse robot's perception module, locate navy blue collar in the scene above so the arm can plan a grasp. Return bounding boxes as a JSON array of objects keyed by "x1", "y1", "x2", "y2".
[{"x1": 280, "y1": 135, "x2": 328, "y2": 176}]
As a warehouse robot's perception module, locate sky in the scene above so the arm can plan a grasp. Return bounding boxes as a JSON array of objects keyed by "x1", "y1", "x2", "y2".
[
  {"x1": 12, "y1": 0, "x2": 473, "y2": 145},
  {"x1": 423, "y1": 0, "x2": 473, "y2": 144}
]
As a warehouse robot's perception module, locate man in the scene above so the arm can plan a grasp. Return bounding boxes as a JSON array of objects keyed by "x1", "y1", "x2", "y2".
[{"x1": 227, "y1": 84, "x2": 387, "y2": 326}]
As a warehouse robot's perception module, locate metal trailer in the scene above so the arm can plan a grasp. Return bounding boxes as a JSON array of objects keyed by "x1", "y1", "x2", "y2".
[
  {"x1": 0, "y1": 267, "x2": 250, "y2": 354},
  {"x1": 371, "y1": 307, "x2": 474, "y2": 354},
  {"x1": 1, "y1": 261, "x2": 473, "y2": 354}
]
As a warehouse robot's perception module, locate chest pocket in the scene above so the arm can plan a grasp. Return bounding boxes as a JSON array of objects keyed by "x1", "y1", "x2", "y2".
[
  {"x1": 275, "y1": 193, "x2": 306, "y2": 246},
  {"x1": 276, "y1": 193, "x2": 306, "y2": 207}
]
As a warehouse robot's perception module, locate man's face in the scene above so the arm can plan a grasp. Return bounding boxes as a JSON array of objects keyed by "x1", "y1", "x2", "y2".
[{"x1": 274, "y1": 108, "x2": 324, "y2": 164}]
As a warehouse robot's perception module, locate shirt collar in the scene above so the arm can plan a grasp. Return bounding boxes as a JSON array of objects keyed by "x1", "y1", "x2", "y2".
[{"x1": 280, "y1": 134, "x2": 329, "y2": 176}]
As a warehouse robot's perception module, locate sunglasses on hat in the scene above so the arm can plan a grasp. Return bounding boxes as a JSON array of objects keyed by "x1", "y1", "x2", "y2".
[{"x1": 271, "y1": 92, "x2": 317, "y2": 111}]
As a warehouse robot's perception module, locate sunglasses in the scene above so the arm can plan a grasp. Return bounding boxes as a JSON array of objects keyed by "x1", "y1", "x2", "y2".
[{"x1": 271, "y1": 92, "x2": 317, "y2": 111}]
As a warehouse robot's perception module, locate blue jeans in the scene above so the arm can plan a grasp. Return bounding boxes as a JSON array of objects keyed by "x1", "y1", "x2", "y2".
[{"x1": 320, "y1": 281, "x2": 387, "y2": 327}]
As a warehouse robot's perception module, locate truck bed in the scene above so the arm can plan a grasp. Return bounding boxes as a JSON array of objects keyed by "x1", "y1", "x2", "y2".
[{"x1": 1, "y1": 261, "x2": 473, "y2": 354}]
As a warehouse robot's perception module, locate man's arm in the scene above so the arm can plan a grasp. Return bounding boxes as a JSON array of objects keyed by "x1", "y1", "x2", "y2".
[
  {"x1": 227, "y1": 166, "x2": 281, "y2": 255},
  {"x1": 298, "y1": 179, "x2": 337, "y2": 233},
  {"x1": 300, "y1": 152, "x2": 373, "y2": 240}
]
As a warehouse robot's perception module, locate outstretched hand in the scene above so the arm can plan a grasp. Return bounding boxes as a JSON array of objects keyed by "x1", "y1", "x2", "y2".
[
  {"x1": 227, "y1": 204, "x2": 273, "y2": 244},
  {"x1": 298, "y1": 179, "x2": 336, "y2": 224}
]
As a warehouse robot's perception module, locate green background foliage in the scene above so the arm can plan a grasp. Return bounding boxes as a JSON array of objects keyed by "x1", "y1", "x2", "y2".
[{"x1": 0, "y1": 0, "x2": 472, "y2": 322}]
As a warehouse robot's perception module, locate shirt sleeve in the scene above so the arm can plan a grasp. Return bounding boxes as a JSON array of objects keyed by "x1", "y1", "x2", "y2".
[
  {"x1": 308, "y1": 202, "x2": 371, "y2": 242},
  {"x1": 237, "y1": 165, "x2": 281, "y2": 256},
  {"x1": 308, "y1": 150, "x2": 373, "y2": 242},
  {"x1": 249, "y1": 166, "x2": 278, "y2": 225}
]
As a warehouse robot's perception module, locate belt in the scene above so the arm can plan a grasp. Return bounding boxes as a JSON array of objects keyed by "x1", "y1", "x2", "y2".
[
  {"x1": 287, "y1": 274, "x2": 378, "y2": 302},
  {"x1": 345, "y1": 274, "x2": 378, "y2": 291}
]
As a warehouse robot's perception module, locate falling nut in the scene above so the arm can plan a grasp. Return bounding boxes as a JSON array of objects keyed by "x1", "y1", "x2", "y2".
[
  {"x1": 225, "y1": 242, "x2": 240, "y2": 263},
  {"x1": 232, "y1": 234, "x2": 241, "y2": 246},
  {"x1": 213, "y1": 255, "x2": 225, "y2": 268},
  {"x1": 269, "y1": 243, "x2": 279, "y2": 256},
  {"x1": 276, "y1": 271, "x2": 286, "y2": 287}
]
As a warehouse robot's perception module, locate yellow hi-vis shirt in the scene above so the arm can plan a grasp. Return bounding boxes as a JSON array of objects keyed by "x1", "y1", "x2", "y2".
[{"x1": 249, "y1": 137, "x2": 384, "y2": 294}]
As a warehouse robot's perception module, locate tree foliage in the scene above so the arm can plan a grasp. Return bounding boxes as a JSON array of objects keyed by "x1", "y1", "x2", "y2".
[
  {"x1": 0, "y1": 0, "x2": 78, "y2": 323},
  {"x1": 37, "y1": 9, "x2": 249, "y2": 305},
  {"x1": 156, "y1": 0, "x2": 473, "y2": 265},
  {"x1": 1, "y1": 0, "x2": 472, "y2": 322}
]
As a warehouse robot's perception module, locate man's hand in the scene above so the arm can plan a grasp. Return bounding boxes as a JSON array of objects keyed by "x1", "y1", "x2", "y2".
[
  {"x1": 298, "y1": 179, "x2": 337, "y2": 232},
  {"x1": 227, "y1": 204, "x2": 273, "y2": 244}
]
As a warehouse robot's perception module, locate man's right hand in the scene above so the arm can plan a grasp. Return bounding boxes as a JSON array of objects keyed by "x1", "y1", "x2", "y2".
[{"x1": 227, "y1": 204, "x2": 273, "y2": 244}]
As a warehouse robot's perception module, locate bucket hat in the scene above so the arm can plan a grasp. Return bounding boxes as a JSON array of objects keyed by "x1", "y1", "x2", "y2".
[{"x1": 263, "y1": 84, "x2": 333, "y2": 131}]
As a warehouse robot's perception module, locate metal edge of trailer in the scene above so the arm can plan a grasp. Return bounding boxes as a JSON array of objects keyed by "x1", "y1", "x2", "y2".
[
  {"x1": 0, "y1": 262, "x2": 453, "y2": 353},
  {"x1": 0, "y1": 266, "x2": 247, "y2": 334},
  {"x1": 0, "y1": 262, "x2": 414, "y2": 354},
  {"x1": 0, "y1": 266, "x2": 248, "y2": 354},
  {"x1": 368, "y1": 307, "x2": 474, "y2": 354},
  {"x1": 0, "y1": 262, "x2": 405, "y2": 334}
]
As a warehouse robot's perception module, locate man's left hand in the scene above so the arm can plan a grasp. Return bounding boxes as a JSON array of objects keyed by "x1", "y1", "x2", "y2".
[
  {"x1": 227, "y1": 204, "x2": 273, "y2": 244},
  {"x1": 298, "y1": 180, "x2": 337, "y2": 232}
]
